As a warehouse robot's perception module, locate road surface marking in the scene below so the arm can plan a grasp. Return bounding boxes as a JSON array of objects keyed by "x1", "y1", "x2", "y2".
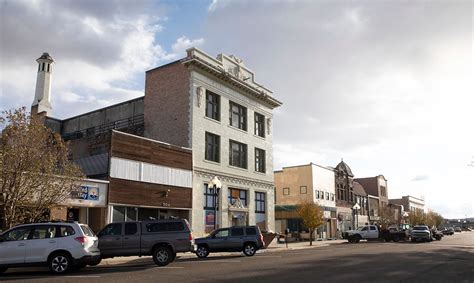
[
  {"x1": 65, "y1": 276, "x2": 101, "y2": 278},
  {"x1": 178, "y1": 260, "x2": 242, "y2": 263}
]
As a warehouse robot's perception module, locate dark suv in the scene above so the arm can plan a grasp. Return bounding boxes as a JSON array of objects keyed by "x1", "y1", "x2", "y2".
[
  {"x1": 96, "y1": 219, "x2": 195, "y2": 266},
  {"x1": 194, "y1": 226, "x2": 264, "y2": 258}
]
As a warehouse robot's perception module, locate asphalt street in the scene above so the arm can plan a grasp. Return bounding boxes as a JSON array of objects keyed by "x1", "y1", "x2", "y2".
[{"x1": 1, "y1": 232, "x2": 473, "y2": 283}]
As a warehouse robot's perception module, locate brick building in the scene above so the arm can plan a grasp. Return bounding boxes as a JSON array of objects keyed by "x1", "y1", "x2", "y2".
[{"x1": 32, "y1": 48, "x2": 281, "y2": 235}]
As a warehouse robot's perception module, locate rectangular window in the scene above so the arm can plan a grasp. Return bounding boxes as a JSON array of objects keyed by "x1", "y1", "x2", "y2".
[
  {"x1": 300, "y1": 186, "x2": 307, "y2": 194},
  {"x1": 205, "y1": 90, "x2": 220, "y2": 121},
  {"x1": 254, "y1": 112, "x2": 265, "y2": 138},
  {"x1": 283, "y1": 187, "x2": 290, "y2": 195},
  {"x1": 229, "y1": 101, "x2": 247, "y2": 131},
  {"x1": 205, "y1": 132, "x2": 220, "y2": 162},
  {"x1": 255, "y1": 148, "x2": 266, "y2": 173},
  {"x1": 255, "y1": 192, "x2": 266, "y2": 213},
  {"x1": 204, "y1": 184, "x2": 216, "y2": 209},
  {"x1": 229, "y1": 188, "x2": 247, "y2": 206},
  {"x1": 229, "y1": 140, "x2": 247, "y2": 168}
]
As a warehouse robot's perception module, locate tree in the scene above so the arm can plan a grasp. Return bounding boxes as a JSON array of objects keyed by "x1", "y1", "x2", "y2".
[
  {"x1": 408, "y1": 210, "x2": 426, "y2": 226},
  {"x1": 297, "y1": 201, "x2": 325, "y2": 246},
  {"x1": 425, "y1": 211, "x2": 444, "y2": 228},
  {"x1": 1, "y1": 107, "x2": 84, "y2": 230},
  {"x1": 378, "y1": 206, "x2": 397, "y2": 229}
]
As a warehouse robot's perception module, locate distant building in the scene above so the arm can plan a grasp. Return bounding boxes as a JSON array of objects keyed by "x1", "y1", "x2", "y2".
[
  {"x1": 274, "y1": 163, "x2": 337, "y2": 239},
  {"x1": 334, "y1": 160, "x2": 369, "y2": 231},
  {"x1": 389, "y1": 195, "x2": 425, "y2": 215}
]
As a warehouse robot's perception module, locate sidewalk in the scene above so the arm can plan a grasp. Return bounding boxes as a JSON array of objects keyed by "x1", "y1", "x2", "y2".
[{"x1": 100, "y1": 238, "x2": 346, "y2": 266}]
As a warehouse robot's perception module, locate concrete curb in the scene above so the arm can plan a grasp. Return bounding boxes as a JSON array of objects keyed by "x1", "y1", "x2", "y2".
[{"x1": 99, "y1": 240, "x2": 345, "y2": 267}]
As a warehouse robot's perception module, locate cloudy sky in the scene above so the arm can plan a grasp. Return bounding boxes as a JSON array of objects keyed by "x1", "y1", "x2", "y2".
[{"x1": 1, "y1": 0, "x2": 472, "y2": 218}]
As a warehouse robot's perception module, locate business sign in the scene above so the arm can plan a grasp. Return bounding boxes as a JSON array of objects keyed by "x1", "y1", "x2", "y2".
[{"x1": 73, "y1": 186, "x2": 100, "y2": 201}]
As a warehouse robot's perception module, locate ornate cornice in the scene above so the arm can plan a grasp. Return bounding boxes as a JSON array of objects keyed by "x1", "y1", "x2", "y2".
[
  {"x1": 194, "y1": 168, "x2": 274, "y2": 190},
  {"x1": 182, "y1": 56, "x2": 282, "y2": 109}
]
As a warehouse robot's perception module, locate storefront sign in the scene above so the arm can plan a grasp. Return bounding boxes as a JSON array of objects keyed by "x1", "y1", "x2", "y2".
[{"x1": 73, "y1": 186, "x2": 100, "y2": 201}]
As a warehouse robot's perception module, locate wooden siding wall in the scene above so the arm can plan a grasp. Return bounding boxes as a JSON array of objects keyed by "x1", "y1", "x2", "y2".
[
  {"x1": 109, "y1": 131, "x2": 192, "y2": 208},
  {"x1": 109, "y1": 178, "x2": 192, "y2": 208},
  {"x1": 110, "y1": 130, "x2": 192, "y2": 170}
]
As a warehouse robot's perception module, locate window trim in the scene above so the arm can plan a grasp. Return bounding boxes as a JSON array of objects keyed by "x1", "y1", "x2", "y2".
[
  {"x1": 254, "y1": 148, "x2": 266, "y2": 173},
  {"x1": 229, "y1": 140, "x2": 248, "y2": 169},
  {"x1": 254, "y1": 112, "x2": 265, "y2": 138},
  {"x1": 255, "y1": 191, "x2": 266, "y2": 213},
  {"x1": 205, "y1": 90, "x2": 220, "y2": 121},
  {"x1": 205, "y1": 132, "x2": 220, "y2": 163},
  {"x1": 229, "y1": 101, "x2": 247, "y2": 131}
]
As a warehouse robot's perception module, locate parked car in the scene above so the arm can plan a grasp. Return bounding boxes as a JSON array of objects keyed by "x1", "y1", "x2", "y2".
[
  {"x1": 96, "y1": 219, "x2": 194, "y2": 267},
  {"x1": 344, "y1": 225, "x2": 408, "y2": 243},
  {"x1": 411, "y1": 225, "x2": 432, "y2": 242},
  {"x1": 0, "y1": 221, "x2": 100, "y2": 275},
  {"x1": 454, "y1": 227, "x2": 462, "y2": 232},
  {"x1": 194, "y1": 226, "x2": 265, "y2": 258}
]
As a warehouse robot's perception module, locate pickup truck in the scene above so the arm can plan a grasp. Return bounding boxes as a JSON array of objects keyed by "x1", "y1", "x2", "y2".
[
  {"x1": 94, "y1": 219, "x2": 195, "y2": 266},
  {"x1": 344, "y1": 225, "x2": 408, "y2": 243}
]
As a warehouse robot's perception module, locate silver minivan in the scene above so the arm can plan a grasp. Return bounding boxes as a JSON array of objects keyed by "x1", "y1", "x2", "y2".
[{"x1": 0, "y1": 222, "x2": 100, "y2": 275}]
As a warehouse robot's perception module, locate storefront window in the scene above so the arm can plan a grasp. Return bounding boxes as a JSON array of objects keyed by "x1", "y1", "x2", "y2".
[{"x1": 112, "y1": 206, "x2": 125, "y2": 222}]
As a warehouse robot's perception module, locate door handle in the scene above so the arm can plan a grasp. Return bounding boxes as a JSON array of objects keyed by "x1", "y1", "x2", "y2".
[{"x1": 18, "y1": 243, "x2": 26, "y2": 247}]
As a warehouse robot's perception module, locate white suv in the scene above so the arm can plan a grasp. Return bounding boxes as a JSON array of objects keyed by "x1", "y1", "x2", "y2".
[{"x1": 0, "y1": 222, "x2": 100, "y2": 275}]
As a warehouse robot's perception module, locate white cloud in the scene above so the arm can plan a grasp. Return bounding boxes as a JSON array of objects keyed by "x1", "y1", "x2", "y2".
[
  {"x1": 171, "y1": 36, "x2": 205, "y2": 57},
  {"x1": 202, "y1": 1, "x2": 473, "y2": 218},
  {"x1": 0, "y1": 1, "x2": 203, "y2": 119}
]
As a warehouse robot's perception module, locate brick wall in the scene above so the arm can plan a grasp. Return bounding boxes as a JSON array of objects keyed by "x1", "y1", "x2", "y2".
[{"x1": 144, "y1": 62, "x2": 191, "y2": 148}]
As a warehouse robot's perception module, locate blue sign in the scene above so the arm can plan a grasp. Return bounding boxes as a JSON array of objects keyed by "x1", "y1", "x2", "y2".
[{"x1": 78, "y1": 186, "x2": 99, "y2": 201}]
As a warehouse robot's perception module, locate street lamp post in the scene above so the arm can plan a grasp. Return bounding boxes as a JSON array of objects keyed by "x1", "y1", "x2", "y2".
[
  {"x1": 208, "y1": 176, "x2": 222, "y2": 230},
  {"x1": 353, "y1": 203, "x2": 361, "y2": 229}
]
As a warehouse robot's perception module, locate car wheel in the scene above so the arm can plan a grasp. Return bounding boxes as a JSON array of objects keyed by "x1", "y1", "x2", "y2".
[
  {"x1": 243, "y1": 243, "x2": 257, "y2": 256},
  {"x1": 49, "y1": 253, "x2": 72, "y2": 274},
  {"x1": 0, "y1": 266, "x2": 8, "y2": 274},
  {"x1": 153, "y1": 246, "x2": 174, "y2": 266},
  {"x1": 354, "y1": 235, "x2": 361, "y2": 243},
  {"x1": 196, "y1": 245, "x2": 210, "y2": 258}
]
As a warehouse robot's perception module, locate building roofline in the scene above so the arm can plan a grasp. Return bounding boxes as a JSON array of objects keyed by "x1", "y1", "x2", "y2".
[
  {"x1": 51, "y1": 96, "x2": 145, "y2": 122},
  {"x1": 145, "y1": 59, "x2": 182, "y2": 73}
]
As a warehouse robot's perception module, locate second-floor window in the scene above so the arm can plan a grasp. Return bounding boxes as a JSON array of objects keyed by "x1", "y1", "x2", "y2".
[
  {"x1": 206, "y1": 90, "x2": 220, "y2": 121},
  {"x1": 205, "y1": 132, "x2": 220, "y2": 162},
  {"x1": 255, "y1": 148, "x2": 266, "y2": 173},
  {"x1": 254, "y1": 112, "x2": 265, "y2": 137},
  {"x1": 229, "y1": 140, "x2": 247, "y2": 169},
  {"x1": 229, "y1": 101, "x2": 247, "y2": 131}
]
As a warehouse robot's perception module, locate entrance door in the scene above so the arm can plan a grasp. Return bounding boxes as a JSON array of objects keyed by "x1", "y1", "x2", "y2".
[{"x1": 67, "y1": 209, "x2": 80, "y2": 221}]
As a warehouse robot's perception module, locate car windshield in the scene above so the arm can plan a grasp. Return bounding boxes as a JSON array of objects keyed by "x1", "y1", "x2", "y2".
[{"x1": 413, "y1": 226, "x2": 428, "y2": 230}]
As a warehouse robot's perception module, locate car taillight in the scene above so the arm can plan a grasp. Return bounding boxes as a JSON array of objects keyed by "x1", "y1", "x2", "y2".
[{"x1": 74, "y1": 236, "x2": 87, "y2": 247}]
